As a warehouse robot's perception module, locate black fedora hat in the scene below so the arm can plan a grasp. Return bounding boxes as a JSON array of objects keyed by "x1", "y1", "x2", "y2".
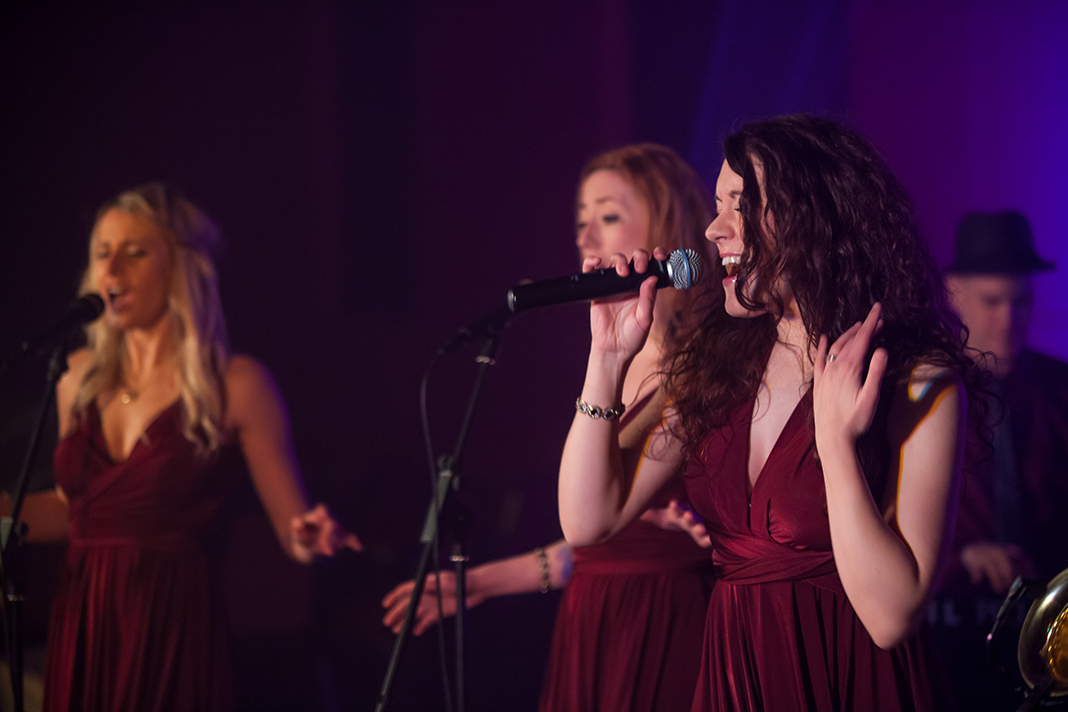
[{"x1": 947, "y1": 210, "x2": 1054, "y2": 274}]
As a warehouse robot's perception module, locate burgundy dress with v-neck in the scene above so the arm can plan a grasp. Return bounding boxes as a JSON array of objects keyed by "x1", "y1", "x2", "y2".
[
  {"x1": 43, "y1": 400, "x2": 238, "y2": 712},
  {"x1": 684, "y1": 392, "x2": 954, "y2": 711}
]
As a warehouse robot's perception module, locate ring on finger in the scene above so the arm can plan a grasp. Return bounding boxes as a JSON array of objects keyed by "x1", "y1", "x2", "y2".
[{"x1": 826, "y1": 353, "x2": 838, "y2": 364}]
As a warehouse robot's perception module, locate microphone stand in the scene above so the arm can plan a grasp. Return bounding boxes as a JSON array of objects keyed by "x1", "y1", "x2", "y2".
[
  {"x1": 1, "y1": 341, "x2": 68, "y2": 712},
  {"x1": 375, "y1": 332, "x2": 501, "y2": 712}
]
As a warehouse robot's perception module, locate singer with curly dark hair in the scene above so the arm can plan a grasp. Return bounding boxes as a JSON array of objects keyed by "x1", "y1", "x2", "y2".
[{"x1": 559, "y1": 114, "x2": 984, "y2": 711}]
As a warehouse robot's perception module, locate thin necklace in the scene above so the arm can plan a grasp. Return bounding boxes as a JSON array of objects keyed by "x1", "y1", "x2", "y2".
[{"x1": 121, "y1": 375, "x2": 153, "y2": 405}]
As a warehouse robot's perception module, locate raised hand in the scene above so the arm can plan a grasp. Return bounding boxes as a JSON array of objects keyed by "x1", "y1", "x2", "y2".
[
  {"x1": 813, "y1": 303, "x2": 888, "y2": 449},
  {"x1": 585, "y1": 247, "x2": 667, "y2": 362}
]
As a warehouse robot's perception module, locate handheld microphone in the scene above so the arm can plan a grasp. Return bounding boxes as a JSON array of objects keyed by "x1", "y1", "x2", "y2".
[
  {"x1": 17, "y1": 294, "x2": 105, "y2": 358},
  {"x1": 506, "y1": 248, "x2": 703, "y2": 314}
]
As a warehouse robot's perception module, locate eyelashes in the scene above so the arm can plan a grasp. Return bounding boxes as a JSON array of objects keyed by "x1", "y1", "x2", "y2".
[
  {"x1": 575, "y1": 214, "x2": 622, "y2": 232},
  {"x1": 91, "y1": 243, "x2": 149, "y2": 259}
]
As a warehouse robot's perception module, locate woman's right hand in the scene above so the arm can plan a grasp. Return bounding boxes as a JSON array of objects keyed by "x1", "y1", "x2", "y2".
[
  {"x1": 960, "y1": 541, "x2": 1036, "y2": 594},
  {"x1": 585, "y1": 247, "x2": 666, "y2": 362},
  {"x1": 640, "y1": 499, "x2": 712, "y2": 548}
]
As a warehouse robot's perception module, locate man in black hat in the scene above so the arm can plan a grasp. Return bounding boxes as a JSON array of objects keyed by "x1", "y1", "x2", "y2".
[
  {"x1": 944, "y1": 210, "x2": 1064, "y2": 591},
  {"x1": 934, "y1": 210, "x2": 1068, "y2": 710}
]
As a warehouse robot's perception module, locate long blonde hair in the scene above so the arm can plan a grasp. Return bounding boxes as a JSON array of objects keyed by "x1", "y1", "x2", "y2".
[{"x1": 74, "y1": 183, "x2": 230, "y2": 452}]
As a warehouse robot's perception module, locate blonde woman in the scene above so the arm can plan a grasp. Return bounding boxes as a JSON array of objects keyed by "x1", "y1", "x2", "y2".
[{"x1": 20, "y1": 184, "x2": 358, "y2": 712}]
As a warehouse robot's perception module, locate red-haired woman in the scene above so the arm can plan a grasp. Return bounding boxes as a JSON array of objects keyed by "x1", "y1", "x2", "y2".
[{"x1": 383, "y1": 144, "x2": 717, "y2": 711}]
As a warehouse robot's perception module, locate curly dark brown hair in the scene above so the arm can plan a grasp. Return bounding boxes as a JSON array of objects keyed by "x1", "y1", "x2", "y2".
[{"x1": 666, "y1": 114, "x2": 986, "y2": 453}]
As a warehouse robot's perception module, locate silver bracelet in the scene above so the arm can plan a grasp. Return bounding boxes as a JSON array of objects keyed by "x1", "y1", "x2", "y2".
[
  {"x1": 534, "y1": 546, "x2": 550, "y2": 593},
  {"x1": 575, "y1": 397, "x2": 625, "y2": 421}
]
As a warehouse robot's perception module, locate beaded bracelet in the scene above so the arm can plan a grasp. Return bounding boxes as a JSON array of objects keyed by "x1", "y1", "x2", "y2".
[
  {"x1": 575, "y1": 398, "x2": 625, "y2": 421},
  {"x1": 534, "y1": 546, "x2": 550, "y2": 593}
]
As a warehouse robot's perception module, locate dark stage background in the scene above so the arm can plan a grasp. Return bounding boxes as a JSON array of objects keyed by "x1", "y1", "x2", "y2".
[{"x1": 1, "y1": 1, "x2": 1065, "y2": 710}]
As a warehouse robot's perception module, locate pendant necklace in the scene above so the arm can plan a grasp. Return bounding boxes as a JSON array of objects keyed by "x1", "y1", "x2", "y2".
[{"x1": 121, "y1": 377, "x2": 152, "y2": 405}]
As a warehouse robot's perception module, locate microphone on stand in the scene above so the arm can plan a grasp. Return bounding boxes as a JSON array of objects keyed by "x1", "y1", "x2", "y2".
[
  {"x1": 437, "y1": 303, "x2": 514, "y2": 356},
  {"x1": 506, "y1": 248, "x2": 704, "y2": 314},
  {"x1": 11, "y1": 294, "x2": 105, "y2": 362}
]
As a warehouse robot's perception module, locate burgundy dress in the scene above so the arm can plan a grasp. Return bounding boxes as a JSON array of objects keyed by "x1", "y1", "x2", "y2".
[
  {"x1": 539, "y1": 395, "x2": 715, "y2": 712},
  {"x1": 684, "y1": 392, "x2": 954, "y2": 712},
  {"x1": 537, "y1": 520, "x2": 714, "y2": 711},
  {"x1": 44, "y1": 400, "x2": 237, "y2": 712}
]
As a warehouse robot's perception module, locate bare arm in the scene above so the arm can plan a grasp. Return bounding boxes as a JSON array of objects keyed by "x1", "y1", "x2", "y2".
[
  {"x1": 558, "y1": 249, "x2": 686, "y2": 546},
  {"x1": 12, "y1": 348, "x2": 100, "y2": 543},
  {"x1": 0, "y1": 489, "x2": 69, "y2": 542},
  {"x1": 381, "y1": 540, "x2": 573, "y2": 635},
  {"x1": 226, "y1": 356, "x2": 360, "y2": 562},
  {"x1": 814, "y1": 305, "x2": 964, "y2": 649}
]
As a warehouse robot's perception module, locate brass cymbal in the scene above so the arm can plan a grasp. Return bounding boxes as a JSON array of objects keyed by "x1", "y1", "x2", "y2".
[{"x1": 1019, "y1": 567, "x2": 1068, "y2": 698}]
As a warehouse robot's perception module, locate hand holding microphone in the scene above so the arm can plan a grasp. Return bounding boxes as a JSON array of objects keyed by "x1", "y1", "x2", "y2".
[
  {"x1": 585, "y1": 248, "x2": 674, "y2": 362},
  {"x1": 506, "y1": 247, "x2": 703, "y2": 313},
  {"x1": 503, "y1": 247, "x2": 703, "y2": 363},
  {"x1": 438, "y1": 248, "x2": 702, "y2": 356}
]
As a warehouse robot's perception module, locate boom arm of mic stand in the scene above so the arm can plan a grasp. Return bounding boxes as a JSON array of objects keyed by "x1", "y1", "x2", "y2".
[{"x1": 375, "y1": 333, "x2": 501, "y2": 712}]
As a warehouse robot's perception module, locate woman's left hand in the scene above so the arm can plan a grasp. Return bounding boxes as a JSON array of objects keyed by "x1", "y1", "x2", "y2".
[
  {"x1": 813, "y1": 302, "x2": 888, "y2": 448},
  {"x1": 290, "y1": 503, "x2": 363, "y2": 563}
]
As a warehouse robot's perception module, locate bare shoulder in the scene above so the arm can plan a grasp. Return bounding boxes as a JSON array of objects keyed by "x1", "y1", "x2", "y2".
[
  {"x1": 225, "y1": 354, "x2": 274, "y2": 390},
  {"x1": 60, "y1": 348, "x2": 94, "y2": 387},
  {"x1": 57, "y1": 348, "x2": 94, "y2": 403},
  {"x1": 903, "y1": 361, "x2": 964, "y2": 407},
  {"x1": 887, "y1": 360, "x2": 965, "y2": 444},
  {"x1": 223, "y1": 354, "x2": 284, "y2": 427},
  {"x1": 56, "y1": 348, "x2": 94, "y2": 434}
]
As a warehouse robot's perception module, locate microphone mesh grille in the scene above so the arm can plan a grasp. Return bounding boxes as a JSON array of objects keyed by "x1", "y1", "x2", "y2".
[{"x1": 668, "y1": 248, "x2": 703, "y2": 290}]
